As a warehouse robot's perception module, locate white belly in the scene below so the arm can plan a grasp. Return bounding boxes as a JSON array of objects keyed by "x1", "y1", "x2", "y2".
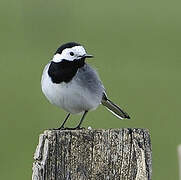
[{"x1": 41, "y1": 64, "x2": 102, "y2": 114}]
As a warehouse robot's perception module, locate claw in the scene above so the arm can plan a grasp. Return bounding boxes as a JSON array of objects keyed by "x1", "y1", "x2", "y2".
[
  {"x1": 51, "y1": 126, "x2": 65, "y2": 130},
  {"x1": 63, "y1": 126, "x2": 85, "y2": 130}
]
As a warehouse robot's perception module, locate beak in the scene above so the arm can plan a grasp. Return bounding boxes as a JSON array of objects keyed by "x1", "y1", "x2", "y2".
[{"x1": 82, "y1": 54, "x2": 94, "y2": 58}]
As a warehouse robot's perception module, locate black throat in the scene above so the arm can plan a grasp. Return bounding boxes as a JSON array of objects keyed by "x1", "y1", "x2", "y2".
[{"x1": 48, "y1": 58, "x2": 85, "y2": 84}]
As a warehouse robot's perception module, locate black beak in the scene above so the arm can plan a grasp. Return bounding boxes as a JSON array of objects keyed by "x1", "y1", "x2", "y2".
[
  {"x1": 85, "y1": 54, "x2": 94, "y2": 58},
  {"x1": 81, "y1": 54, "x2": 94, "y2": 58}
]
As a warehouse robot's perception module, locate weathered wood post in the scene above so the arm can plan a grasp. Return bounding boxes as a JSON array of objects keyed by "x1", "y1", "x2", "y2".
[
  {"x1": 178, "y1": 145, "x2": 181, "y2": 180},
  {"x1": 32, "y1": 128, "x2": 152, "y2": 180}
]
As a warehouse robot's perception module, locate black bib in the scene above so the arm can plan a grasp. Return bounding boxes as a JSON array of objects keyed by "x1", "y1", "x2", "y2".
[{"x1": 48, "y1": 59, "x2": 85, "y2": 84}]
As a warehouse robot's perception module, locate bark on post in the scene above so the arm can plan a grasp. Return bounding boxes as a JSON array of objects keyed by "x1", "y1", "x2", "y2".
[{"x1": 32, "y1": 128, "x2": 152, "y2": 180}]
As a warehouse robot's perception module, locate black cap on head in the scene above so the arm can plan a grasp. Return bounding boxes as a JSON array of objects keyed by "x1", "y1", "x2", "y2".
[{"x1": 55, "y1": 42, "x2": 81, "y2": 54}]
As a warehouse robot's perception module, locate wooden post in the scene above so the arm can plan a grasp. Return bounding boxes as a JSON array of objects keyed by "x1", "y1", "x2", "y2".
[
  {"x1": 32, "y1": 128, "x2": 152, "y2": 180},
  {"x1": 178, "y1": 145, "x2": 181, "y2": 180}
]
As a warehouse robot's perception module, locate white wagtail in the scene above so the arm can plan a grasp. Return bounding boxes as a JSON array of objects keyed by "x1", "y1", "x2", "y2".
[{"x1": 41, "y1": 42, "x2": 130, "y2": 130}]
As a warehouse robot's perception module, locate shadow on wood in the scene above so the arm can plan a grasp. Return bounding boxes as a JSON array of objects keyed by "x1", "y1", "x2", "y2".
[{"x1": 32, "y1": 128, "x2": 152, "y2": 180}]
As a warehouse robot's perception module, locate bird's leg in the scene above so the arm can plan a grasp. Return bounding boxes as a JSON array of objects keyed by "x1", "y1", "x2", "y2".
[
  {"x1": 74, "y1": 110, "x2": 88, "y2": 129},
  {"x1": 64, "y1": 111, "x2": 88, "y2": 130},
  {"x1": 53, "y1": 113, "x2": 71, "y2": 130}
]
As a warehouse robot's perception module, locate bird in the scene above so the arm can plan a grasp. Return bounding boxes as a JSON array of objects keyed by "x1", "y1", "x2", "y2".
[{"x1": 41, "y1": 42, "x2": 130, "y2": 130}]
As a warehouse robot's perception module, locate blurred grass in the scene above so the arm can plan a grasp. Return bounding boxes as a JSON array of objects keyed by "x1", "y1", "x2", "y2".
[{"x1": 0, "y1": 0, "x2": 181, "y2": 179}]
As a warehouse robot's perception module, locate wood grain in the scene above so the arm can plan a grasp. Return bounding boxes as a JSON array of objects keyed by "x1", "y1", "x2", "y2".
[{"x1": 32, "y1": 128, "x2": 152, "y2": 180}]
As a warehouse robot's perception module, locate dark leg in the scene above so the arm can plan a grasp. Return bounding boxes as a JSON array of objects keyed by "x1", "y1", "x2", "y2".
[
  {"x1": 64, "y1": 111, "x2": 88, "y2": 130},
  {"x1": 53, "y1": 113, "x2": 71, "y2": 130},
  {"x1": 75, "y1": 110, "x2": 88, "y2": 129}
]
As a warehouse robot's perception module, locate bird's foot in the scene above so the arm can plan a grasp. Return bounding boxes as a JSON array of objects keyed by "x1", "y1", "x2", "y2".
[
  {"x1": 51, "y1": 126, "x2": 65, "y2": 131},
  {"x1": 63, "y1": 126, "x2": 85, "y2": 130},
  {"x1": 50, "y1": 126, "x2": 85, "y2": 131}
]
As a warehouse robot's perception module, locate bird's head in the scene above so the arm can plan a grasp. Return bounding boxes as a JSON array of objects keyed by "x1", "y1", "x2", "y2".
[{"x1": 52, "y1": 42, "x2": 93, "y2": 63}]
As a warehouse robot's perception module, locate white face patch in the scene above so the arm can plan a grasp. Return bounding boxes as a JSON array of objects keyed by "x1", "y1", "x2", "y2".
[{"x1": 52, "y1": 46, "x2": 87, "y2": 63}]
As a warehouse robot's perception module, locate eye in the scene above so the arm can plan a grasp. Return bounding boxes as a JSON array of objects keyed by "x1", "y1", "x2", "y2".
[{"x1": 70, "y1": 52, "x2": 74, "y2": 56}]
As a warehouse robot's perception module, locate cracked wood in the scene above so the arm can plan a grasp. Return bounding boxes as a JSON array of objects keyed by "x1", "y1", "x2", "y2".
[{"x1": 32, "y1": 128, "x2": 152, "y2": 180}]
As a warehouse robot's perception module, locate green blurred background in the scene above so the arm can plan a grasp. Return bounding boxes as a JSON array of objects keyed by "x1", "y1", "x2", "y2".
[{"x1": 0, "y1": 0, "x2": 180, "y2": 179}]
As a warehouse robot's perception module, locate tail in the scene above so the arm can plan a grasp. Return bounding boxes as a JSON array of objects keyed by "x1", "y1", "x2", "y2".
[{"x1": 102, "y1": 94, "x2": 130, "y2": 120}]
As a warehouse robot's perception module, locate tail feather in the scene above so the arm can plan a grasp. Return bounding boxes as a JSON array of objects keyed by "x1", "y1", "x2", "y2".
[{"x1": 102, "y1": 98, "x2": 130, "y2": 120}]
